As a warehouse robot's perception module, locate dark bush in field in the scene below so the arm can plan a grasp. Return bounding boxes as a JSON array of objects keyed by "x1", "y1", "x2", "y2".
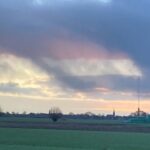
[{"x1": 49, "y1": 107, "x2": 63, "y2": 122}]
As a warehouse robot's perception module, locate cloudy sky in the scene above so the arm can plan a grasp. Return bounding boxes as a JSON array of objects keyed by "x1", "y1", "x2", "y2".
[{"x1": 0, "y1": 0, "x2": 150, "y2": 115}]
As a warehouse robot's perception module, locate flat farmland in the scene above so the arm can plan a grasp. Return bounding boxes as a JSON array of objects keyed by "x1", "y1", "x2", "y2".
[
  {"x1": 1, "y1": 128, "x2": 150, "y2": 150},
  {"x1": 1, "y1": 117, "x2": 150, "y2": 133}
]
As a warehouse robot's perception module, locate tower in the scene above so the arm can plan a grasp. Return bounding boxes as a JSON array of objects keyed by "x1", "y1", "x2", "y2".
[
  {"x1": 137, "y1": 77, "x2": 141, "y2": 117},
  {"x1": 113, "y1": 109, "x2": 115, "y2": 117}
]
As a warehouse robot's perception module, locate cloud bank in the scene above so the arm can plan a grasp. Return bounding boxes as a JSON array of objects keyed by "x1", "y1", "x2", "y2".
[{"x1": 0, "y1": 0, "x2": 150, "y2": 113}]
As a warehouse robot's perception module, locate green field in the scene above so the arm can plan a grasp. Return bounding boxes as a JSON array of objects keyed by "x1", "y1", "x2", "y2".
[
  {"x1": 1, "y1": 116, "x2": 150, "y2": 128},
  {"x1": 0, "y1": 128, "x2": 150, "y2": 150},
  {"x1": 0, "y1": 117, "x2": 123, "y2": 124}
]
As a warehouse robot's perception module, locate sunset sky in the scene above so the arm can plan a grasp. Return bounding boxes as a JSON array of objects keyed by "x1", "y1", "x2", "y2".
[{"x1": 0, "y1": 0, "x2": 150, "y2": 115}]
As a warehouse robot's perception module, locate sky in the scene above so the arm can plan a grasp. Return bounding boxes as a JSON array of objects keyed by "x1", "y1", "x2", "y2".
[{"x1": 0, "y1": 0, "x2": 150, "y2": 115}]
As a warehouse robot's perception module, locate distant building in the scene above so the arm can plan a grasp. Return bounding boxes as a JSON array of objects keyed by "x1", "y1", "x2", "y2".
[
  {"x1": 106, "y1": 110, "x2": 116, "y2": 119},
  {"x1": 130, "y1": 108, "x2": 148, "y2": 117}
]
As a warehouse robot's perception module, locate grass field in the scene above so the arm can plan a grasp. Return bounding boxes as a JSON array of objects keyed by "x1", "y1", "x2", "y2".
[
  {"x1": 0, "y1": 116, "x2": 149, "y2": 126},
  {"x1": 0, "y1": 117, "x2": 123, "y2": 124},
  {"x1": 1, "y1": 128, "x2": 150, "y2": 150}
]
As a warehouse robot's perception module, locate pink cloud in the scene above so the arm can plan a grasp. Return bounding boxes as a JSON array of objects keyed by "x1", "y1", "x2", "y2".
[{"x1": 45, "y1": 38, "x2": 128, "y2": 60}]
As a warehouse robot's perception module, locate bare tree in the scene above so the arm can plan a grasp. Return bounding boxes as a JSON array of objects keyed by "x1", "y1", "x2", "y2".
[
  {"x1": 49, "y1": 107, "x2": 63, "y2": 122},
  {"x1": 0, "y1": 106, "x2": 3, "y2": 116}
]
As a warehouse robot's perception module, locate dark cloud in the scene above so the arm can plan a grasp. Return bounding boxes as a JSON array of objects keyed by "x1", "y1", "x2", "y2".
[
  {"x1": 0, "y1": 0, "x2": 150, "y2": 93},
  {"x1": 0, "y1": 0, "x2": 149, "y2": 66},
  {"x1": 0, "y1": 0, "x2": 150, "y2": 62},
  {"x1": 0, "y1": 82, "x2": 39, "y2": 95}
]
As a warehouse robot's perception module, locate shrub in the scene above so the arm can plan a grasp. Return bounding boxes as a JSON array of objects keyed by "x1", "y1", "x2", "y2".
[{"x1": 49, "y1": 107, "x2": 63, "y2": 122}]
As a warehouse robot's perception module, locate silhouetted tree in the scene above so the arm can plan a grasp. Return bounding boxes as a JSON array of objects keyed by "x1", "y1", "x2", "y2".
[
  {"x1": 0, "y1": 106, "x2": 3, "y2": 117},
  {"x1": 49, "y1": 107, "x2": 63, "y2": 122}
]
